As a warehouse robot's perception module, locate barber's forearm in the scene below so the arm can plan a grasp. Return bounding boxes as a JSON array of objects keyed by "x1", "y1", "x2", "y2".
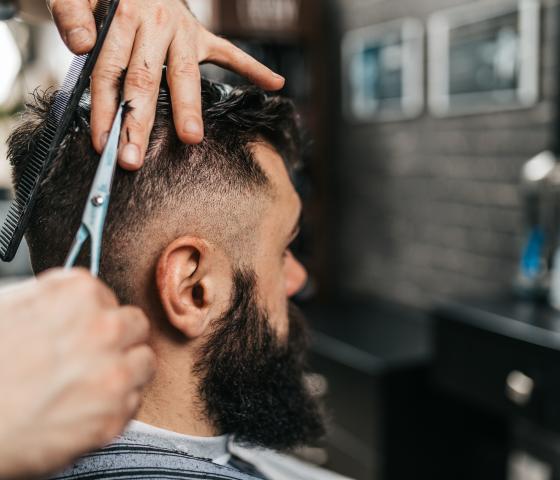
[{"x1": 17, "y1": 0, "x2": 51, "y2": 22}]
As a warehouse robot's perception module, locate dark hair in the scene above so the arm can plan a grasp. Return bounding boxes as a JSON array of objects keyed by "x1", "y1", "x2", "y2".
[{"x1": 8, "y1": 77, "x2": 301, "y2": 302}]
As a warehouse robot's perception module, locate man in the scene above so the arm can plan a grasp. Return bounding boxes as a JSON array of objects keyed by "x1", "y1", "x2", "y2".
[
  {"x1": 0, "y1": 1, "x2": 287, "y2": 476},
  {"x1": 8, "y1": 77, "x2": 328, "y2": 479}
]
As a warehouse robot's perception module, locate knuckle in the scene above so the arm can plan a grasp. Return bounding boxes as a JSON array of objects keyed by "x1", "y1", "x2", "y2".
[
  {"x1": 179, "y1": 17, "x2": 191, "y2": 30},
  {"x1": 98, "y1": 312, "x2": 125, "y2": 347},
  {"x1": 62, "y1": 266, "x2": 90, "y2": 283},
  {"x1": 92, "y1": 63, "x2": 125, "y2": 88},
  {"x1": 73, "y1": 272, "x2": 102, "y2": 299},
  {"x1": 153, "y1": 2, "x2": 170, "y2": 25},
  {"x1": 42, "y1": 268, "x2": 84, "y2": 290},
  {"x1": 169, "y1": 59, "x2": 199, "y2": 79},
  {"x1": 126, "y1": 67, "x2": 157, "y2": 95},
  {"x1": 116, "y1": 0, "x2": 137, "y2": 22}
]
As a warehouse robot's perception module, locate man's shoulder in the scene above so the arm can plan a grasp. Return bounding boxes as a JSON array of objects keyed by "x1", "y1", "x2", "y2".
[{"x1": 49, "y1": 436, "x2": 263, "y2": 480}]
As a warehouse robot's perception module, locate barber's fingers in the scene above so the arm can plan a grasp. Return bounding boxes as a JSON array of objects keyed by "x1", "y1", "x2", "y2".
[
  {"x1": 124, "y1": 391, "x2": 142, "y2": 418},
  {"x1": 118, "y1": 24, "x2": 173, "y2": 170},
  {"x1": 167, "y1": 32, "x2": 203, "y2": 145},
  {"x1": 122, "y1": 344, "x2": 156, "y2": 390},
  {"x1": 102, "y1": 305, "x2": 151, "y2": 351},
  {"x1": 206, "y1": 35, "x2": 285, "y2": 91},
  {"x1": 38, "y1": 267, "x2": 119, "y2": 309},
  {"x1": 90, "y1": 7, "x2": 137, "y2": 154},
  {"x1": 48, "y1": 0, "x2": 97, "y2": 54}
]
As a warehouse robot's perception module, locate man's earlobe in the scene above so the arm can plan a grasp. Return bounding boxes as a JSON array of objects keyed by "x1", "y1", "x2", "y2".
[{"x1": 156, "y1": 237, "x2": 212, "y2": 339}]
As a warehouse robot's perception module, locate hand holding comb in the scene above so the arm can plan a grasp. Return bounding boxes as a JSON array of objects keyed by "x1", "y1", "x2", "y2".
[{"x1": 0, "y1": 0, "x2": 120, "y2": 262}]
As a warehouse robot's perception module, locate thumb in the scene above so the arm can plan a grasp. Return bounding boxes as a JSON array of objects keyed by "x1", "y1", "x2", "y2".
[{"x1": 48, "y1": 0, "x2": 97, "y2": 54}]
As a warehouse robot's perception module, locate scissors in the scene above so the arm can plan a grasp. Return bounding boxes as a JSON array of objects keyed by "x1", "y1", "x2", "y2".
[{"x1": 64, "y1": 101, "x2": 125, "y2": 276}]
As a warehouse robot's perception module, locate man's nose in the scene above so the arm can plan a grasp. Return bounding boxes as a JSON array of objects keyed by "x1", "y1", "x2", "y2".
[{"x1": 285, "y1": 251, "x2": 308, "y2": 297}]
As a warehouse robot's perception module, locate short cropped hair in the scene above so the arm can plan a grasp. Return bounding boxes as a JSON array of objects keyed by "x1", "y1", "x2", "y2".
[{"x1": 8, "y1": 77, "x2": 301, "y2": 302}]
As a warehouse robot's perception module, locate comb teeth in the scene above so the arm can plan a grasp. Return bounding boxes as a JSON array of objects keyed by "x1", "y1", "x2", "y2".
[
  {"x1": 52, "y1": 56, "x2": 87, "y2": 123},
  {"x1": 93, "y1": 2, "x2": 112, "y2": 25},
  {"x1": 0, "y1": 0, "x2": 119, "y2": 262}
]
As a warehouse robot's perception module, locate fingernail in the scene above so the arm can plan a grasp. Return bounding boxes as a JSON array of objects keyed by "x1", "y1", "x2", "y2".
[
  {"x1": 184, "y1": 119, "x2": 202, "y2": 137},
  {"x1": 67, "y1": 27, "x2": 92, "y2": 49},
  {"x1": 100, "y1": 132, "x2": 109, "y2": 149},
  {"x1": 121, "y1": 144, "x2": 140, "y2": 167},
  {"x1": 273, "y1": 73, "x2": 285, "y2": 80}
]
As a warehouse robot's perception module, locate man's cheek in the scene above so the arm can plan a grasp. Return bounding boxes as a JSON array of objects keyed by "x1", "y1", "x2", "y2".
[
  {"x1": 255, "y1": 268, "x2": 289, "y2": 338},
  {"x1": 265, "y1": 292, "x2": 290, "y2": 341},
  {"x1": 277, "y1": 302, "x2": 291, "y2": 341}
]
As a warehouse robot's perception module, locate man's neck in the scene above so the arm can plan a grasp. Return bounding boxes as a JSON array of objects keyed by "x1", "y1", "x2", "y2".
[{"x1": 135, "y1": 348, "x2": 217, "y2": 437}]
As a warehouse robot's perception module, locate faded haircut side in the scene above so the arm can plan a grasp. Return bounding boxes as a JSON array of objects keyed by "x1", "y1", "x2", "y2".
[{"x1": 7, "y1": 77, "x2": 301, "y2": 303}]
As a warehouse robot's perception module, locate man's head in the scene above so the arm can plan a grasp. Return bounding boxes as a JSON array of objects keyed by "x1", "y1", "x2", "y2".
[{"x1": 8, "y1": 77, "x2": 324, "y2": 450}]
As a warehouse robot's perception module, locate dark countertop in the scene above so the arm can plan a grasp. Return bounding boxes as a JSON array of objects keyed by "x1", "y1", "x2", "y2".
[
  {"x1": 301, "y1": 297, "x2": 432, "y2": 375},
  {"x1": 435, "y1": 297, "x2": 560, "y2": 351}
]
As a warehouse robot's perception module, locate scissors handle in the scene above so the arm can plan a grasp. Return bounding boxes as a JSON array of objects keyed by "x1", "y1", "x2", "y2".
[
  {"x1": 64, "y1": 224, "x2": 90, "y2": 272},
  {"x1": 64, "y1": 221, "x2": 104, "y2": 277}
]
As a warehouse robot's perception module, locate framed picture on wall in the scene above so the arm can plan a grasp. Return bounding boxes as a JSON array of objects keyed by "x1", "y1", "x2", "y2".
[
  {"x1": 428, "y1": 0, "x2": 540, "y2": 117},
  {"x1": 341, "y1": 18, "x2": 424, "y2": 123}
]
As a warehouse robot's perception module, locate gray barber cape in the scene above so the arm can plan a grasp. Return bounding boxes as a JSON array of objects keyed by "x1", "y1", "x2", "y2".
[
  {"x1": 49, "y1": 420, "x2": 265, "y2": 480},
  {"x1": 49, "y1": 421, "x2": 353, "y2": 480}
]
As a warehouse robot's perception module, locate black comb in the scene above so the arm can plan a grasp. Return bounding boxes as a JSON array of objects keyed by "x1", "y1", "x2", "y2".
[{"x1": 0, "y1": 0, "x2": 120, "y2": 261}]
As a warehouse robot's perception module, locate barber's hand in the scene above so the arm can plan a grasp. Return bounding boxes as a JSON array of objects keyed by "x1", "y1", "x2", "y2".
[
  {"x1": 47, "y1": 0, "x2": 285, "y2": 170},
  {"x1": 0, "y1": 269, "x2": 155, "y2": 479}
]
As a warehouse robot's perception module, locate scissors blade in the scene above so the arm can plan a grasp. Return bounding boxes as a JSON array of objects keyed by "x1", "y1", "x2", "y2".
[
  {"x1": 64, "y1": 102, "x2": 125, "y2": 275},
  {"x1": 81, "y1": 101, "x2": 124, "y2": 230},
  {"x1": 91, "y1": 101, "x2": 125, "y2": 198},
  {"x1": 64, "y1": 224, "x2": 89, "y2": 271}
]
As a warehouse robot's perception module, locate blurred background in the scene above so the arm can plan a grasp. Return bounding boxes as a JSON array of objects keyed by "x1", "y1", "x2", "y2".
[{"x1": 3, "y1": 0, "x2": 560, "y2": 479}]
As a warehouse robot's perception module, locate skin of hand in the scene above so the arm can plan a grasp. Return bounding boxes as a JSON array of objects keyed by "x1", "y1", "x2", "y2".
[
  {"x1": 0, "y1": 268, "x2": 155, "y2": 479},
  {"x1": 45, "y1": 0, "x2": 286, "y2": 170}
]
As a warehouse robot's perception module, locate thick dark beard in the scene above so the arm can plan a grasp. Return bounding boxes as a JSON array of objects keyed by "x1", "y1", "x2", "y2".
[{"x1": 193, "y1": 270, "x2": 325, "y2": 451}]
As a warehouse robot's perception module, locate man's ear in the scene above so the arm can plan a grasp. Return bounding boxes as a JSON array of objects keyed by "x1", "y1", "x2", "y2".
[{"x1": 156, "y1": 237, "x2": 216, "y2": 339}]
